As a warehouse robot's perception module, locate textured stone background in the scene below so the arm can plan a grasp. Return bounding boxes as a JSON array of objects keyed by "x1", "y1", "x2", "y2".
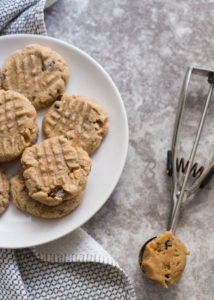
[{"x1": 46, "y1": 1, "x2": 214, "y2": 299}]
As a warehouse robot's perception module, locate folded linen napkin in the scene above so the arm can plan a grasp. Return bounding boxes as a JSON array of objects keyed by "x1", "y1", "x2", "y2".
[
  {"x1": 0, "y1": 1, "x2": 136, "y2": 299},
  {"x1": 0, "y1": 0, "x2": 47, "y2": 35},
  {"x1": 0, "y1": 228, "x2": 136, "y2": 299}
]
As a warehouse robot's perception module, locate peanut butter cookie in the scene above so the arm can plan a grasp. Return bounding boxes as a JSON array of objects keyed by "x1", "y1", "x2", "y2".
[
  {"x1": 11, "y1": 171, "x2": 83, "y2": 219},
  {"x1": 42, "y1": 94, "x2": 109, "y2": 155},
  {"x1": 0, "y1": 168, "x2": 9, "y2": 216},
  {"x1": 2, "y1": 44, "x2": 69, "y2": 109},
  {"x1": 0, "y1": 90, "x2": 38, "y2": 162},
  {"x1": 21, "y1": 136, "x2": 92, "y2": 206}
]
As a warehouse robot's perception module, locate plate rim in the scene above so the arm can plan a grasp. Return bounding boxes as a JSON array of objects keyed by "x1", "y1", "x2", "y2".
[{"x1": 0, "y1": 34, "x2": 129, "y2": 249}]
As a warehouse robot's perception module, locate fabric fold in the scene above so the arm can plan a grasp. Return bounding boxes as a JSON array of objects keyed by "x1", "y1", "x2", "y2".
[
  {"x1": 0, "y1": 1, "x2": 136, "y2": 299},
  {"x1": 0, "y1": 229, "x2": 136, "y2": 299},
  {"x1": 32, "y1": 228, "x2": 117, "y2": 265},
  {"x1": 0, "y1": 0, "x2": 47, "y2": 35}
]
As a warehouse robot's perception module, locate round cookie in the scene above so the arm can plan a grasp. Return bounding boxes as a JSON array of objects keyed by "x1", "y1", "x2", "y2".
[
  {"x1": 21, "y1": 136, "x2": 92, "y2": 206},
  {"x1": 42, "y1": 94, "x2": 109, "y2": 155},
  {"x1": 2, "y1": 44, "x2": 69, "y2": 110},
  {"x1": 0, "y1": 90, "x2": 38, "y2": 162},
  {"x1": 11, "y1": 171, "x2": 83, "y2": 219},
  {"x1": 0, "y1": 168, "x2": 9, "y2": 216}
]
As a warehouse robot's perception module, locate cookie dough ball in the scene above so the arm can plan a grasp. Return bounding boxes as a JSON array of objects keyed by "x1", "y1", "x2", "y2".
[
  {"x1": 21, "y1": 136, "x2": 92, "y2": 206},
  {"x1": 42, "y1": 94, "x2": 109, "y2": 155},
  {"x1": 0, "y1": 90, "x2": 38, "y2": 162},
  {"x1": 2, "y1": 44, "x2": 69, "y2": 109},
  {"x1": 141, "y1": 231, "x2": 190, "y2": 288},
  {"x1": 11, "y1": 171, "x2": 83, "y2": 219},
  {"x1": 0, "y1": 168, "x2": 9, "y2": 216}
]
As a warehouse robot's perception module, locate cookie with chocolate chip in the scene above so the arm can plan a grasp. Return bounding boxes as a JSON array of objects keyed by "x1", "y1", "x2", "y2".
[
  {"x1": 42, "y1": 94, "x2": 109, "y2": 155},
  {"x1": 21, "y1": 136, "x2": 92, "y2": 206},
  {"x1": 11, "y1": 171, "x2": 83, "y2": 218},
  {"x1": 0, "y1": 168, "x2": 9, "y2": 216},
  {"x1": 0, "y1": 90, "x2": 38, "y2": 162},
  {"x1": 2, "y1": 44, "x2": 69, "y2": 109}
]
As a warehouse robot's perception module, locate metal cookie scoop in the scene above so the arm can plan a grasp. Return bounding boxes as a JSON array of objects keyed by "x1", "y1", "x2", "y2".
[{"x1": 139, "y1": 66, "x2": 214, "y2": 270}]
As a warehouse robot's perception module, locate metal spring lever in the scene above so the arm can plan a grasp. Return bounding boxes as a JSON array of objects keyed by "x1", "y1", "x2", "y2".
[{"x1": 167, "y1": 66, "x2": 214, "y2": 233}]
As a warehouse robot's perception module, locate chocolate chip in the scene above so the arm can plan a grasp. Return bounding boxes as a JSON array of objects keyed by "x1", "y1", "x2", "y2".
[
  {"x1": 165, "y1": 239, "x2": 172, "y2": 249},
  {"x1": 55, "y1": 104, "x2": 60, "y2": 109},
  {"x1": 56, "y1": 94, "x2": 63, "y2": 101},
  {"x1": 84, "y1": 118, "x2": 91, "y2": 124},
  {"x1": 96, "y1": 119, "x2": 103, "y2": 127},
  {"x1": 47, "y1": 61, "x2": 54, "y2": 71},
  {"x1": 0, "y1": 70, "x2": 4, "y2": 88},
  {"x1": 82, "y1": 118, "x2": 91, "y2": 129},
  {"x1": 48, "y1": 187, "x2": 65, "y2": 199},
  {"x1": 42, "y1": 60, "x2": 55, "y2": 71},
  {"x1": 41, "y1": 62, "x2": 45, "y2": 72},
  {"x1": 55, "y1": 189, "x2": 65, "y2": 198},
  {"x1": 23, "y1": 186, "x2": 28, "y2": 193},
  {"x1": 165, "y1": 274, "x2": 169, "y2": 278}
]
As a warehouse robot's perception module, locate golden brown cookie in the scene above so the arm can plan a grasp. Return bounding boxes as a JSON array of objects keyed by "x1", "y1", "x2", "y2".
[
  {"x1": 0, "y1": 168, "x2": 9, "y2": 216},
  {"x1": 2, "y1": 44, "x2": 69, "y2": 110},
  {"x1": 0, "y1": 90, "x2": 38, "y2": 162},
  {"x1": 11, "y1": 171, "x2": 83, "y2": 219},
  {"x1": 21, "y1": 136, "x2": 92, "y2": 206},
  {"x1": 42, "y1": 94, "x2": 109, "y2": 155}
]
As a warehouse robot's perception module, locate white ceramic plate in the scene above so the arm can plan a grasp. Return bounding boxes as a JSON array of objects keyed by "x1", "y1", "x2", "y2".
[{"x1": 0, "y1": 34, "x2": 128, "y2": 249}]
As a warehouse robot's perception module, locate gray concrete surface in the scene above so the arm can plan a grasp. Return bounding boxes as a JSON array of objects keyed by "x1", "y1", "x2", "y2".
[{"x1": 45, "y1": 1, "x2": 214, "y2": 299}]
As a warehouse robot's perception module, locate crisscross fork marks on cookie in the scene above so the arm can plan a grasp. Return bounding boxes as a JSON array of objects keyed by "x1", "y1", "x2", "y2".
[
  {"x1": 0, "y1": 90, "x2": 38, "y2": 162},
  {"x1": 44, "y1": 96, "x2": 92, "y2": 134},
  {"x1": 0, "y1": 93, "x2": 31, "y2": 134},
  {"x1": 36, "y1": 137, "x2": 71, "y2": 189},
  {"x1": 43, "y1": 94, "x2": 109, "y2": 155},
  {"x1": 2, "y1": 44, "x2": 70, "y2": 109},
  {"x1": 21, "y1": 136, "x2": 92, "y2": 206}
]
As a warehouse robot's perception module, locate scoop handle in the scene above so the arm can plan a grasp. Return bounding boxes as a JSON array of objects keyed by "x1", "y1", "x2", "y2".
[{"x1": 169, "y1": 81, "x2": 214, "y2": 233}]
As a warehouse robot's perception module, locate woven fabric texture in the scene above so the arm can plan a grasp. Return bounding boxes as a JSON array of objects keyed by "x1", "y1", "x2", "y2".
[{"x1": 0, "y1": 0, "x2": 46, "y2": 35}]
